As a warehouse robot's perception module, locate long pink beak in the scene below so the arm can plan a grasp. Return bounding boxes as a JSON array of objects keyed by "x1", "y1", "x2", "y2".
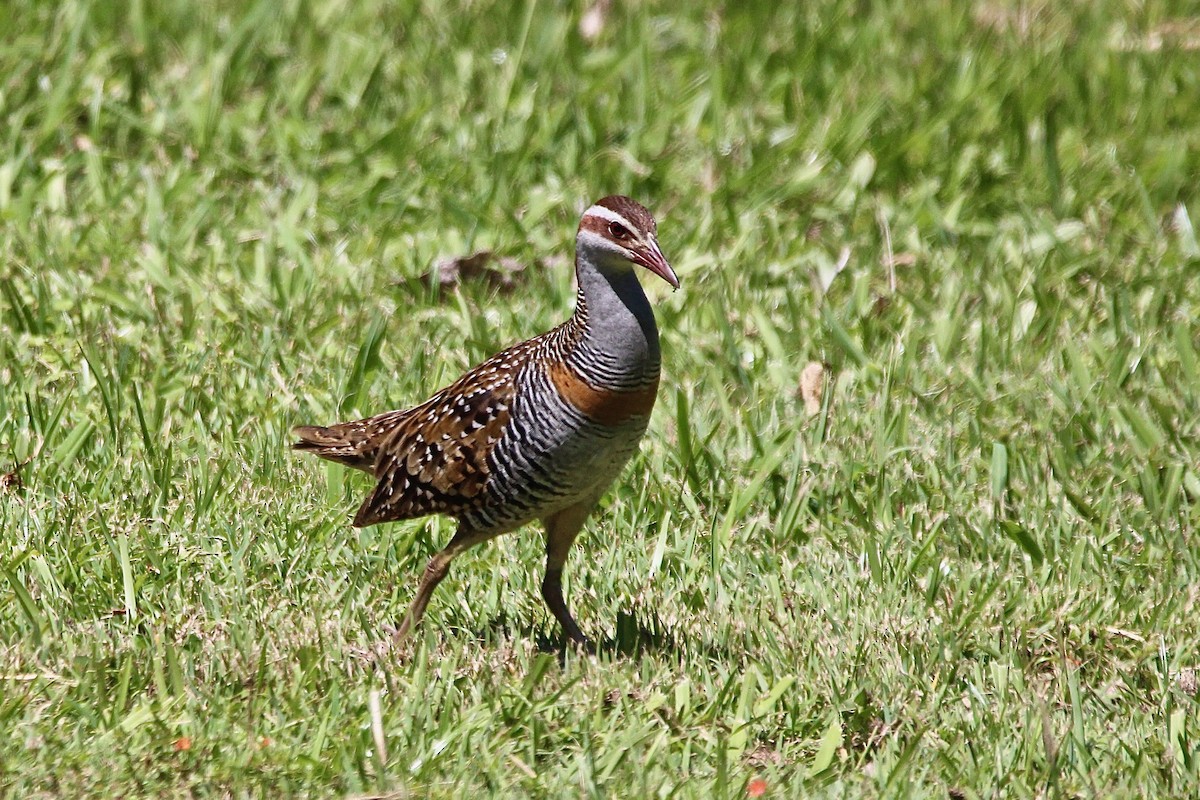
[{"x1": 635, "y1": 239, "x2": 680, "y2": 289}]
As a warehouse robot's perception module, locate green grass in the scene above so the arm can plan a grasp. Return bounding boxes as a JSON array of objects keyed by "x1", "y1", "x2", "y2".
[{"x1": 3, "y1": 0, "x2": 1200, "y2": 796}]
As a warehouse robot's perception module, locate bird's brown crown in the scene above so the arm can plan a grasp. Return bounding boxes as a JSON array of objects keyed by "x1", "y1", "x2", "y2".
[{"x1": 589, "y1": 195, "x2": 656, "y2": 235}]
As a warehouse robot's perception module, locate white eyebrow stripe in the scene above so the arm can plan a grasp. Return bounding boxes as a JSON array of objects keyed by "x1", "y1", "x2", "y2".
[{"x1": 583, "y1": 205, "x2": 636, "y2": 230}]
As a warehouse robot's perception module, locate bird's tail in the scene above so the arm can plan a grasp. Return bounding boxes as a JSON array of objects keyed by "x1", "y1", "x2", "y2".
[{"x1": 291, "y1": 410, "x2": 409, "y2": 474}]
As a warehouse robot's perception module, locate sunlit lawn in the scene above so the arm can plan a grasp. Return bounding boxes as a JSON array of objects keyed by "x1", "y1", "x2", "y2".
[{"x1": 2, "y1": 0, "x2": 1199, "y2": 796}]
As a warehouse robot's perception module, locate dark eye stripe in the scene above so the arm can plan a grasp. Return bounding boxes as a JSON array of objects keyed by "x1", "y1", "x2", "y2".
[{"x1": 608, "y1": 222, "x2": 631, "y2": 240}]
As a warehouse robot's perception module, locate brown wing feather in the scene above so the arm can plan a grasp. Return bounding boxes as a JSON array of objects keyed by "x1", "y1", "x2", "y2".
[
  {"x1": 351, "y1": 338, "x2": 539, "y2": 528},
  {"x1": 292, "y1": 410, "x2": 412, "y2": 472}
]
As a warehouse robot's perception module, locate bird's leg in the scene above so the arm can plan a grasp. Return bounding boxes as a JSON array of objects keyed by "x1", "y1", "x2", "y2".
[
  {"x1": 540, "y1": 500, "x2": 597, "y2": 646},
  {"x1": 395, "y1": 526, "x2": 491, "y2": 642}
]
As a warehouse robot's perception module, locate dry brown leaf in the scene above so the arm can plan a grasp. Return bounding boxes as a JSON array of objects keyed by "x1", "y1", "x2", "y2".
[
  {"x1": 1, "y1": 458, "x2": 31, "y2": 492},
  {"x1": 1179, "y1": 667, "x2": 1198, "y2": 697},
  {"x1": 580, "y1": 0, "x2": 612, "y2": 41},
  {"x1": 423, "y1": 250, "x2": 527, "y2": 293},
  {"x1": 799, "y1": 361, "x2": 826, "y2": 416}
]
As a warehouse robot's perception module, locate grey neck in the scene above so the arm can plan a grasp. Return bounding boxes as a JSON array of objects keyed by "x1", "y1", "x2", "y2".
[{"x1": 569, "y1": 252, "x2": 661, "y2": 388}]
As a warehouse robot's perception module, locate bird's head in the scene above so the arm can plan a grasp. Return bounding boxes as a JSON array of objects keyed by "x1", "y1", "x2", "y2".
[{"x1": 576, "y1": 195, "x2": 679, "y2": 289}]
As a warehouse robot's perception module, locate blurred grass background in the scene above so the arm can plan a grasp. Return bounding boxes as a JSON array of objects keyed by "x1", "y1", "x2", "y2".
[{"x1": 2, "y1": 0, "x2": 1199, "y2": 796}]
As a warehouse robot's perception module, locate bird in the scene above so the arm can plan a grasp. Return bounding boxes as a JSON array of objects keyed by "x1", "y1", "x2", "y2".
[{"x1": 292, "y1": 195, "x2": 678, "y2": 646}]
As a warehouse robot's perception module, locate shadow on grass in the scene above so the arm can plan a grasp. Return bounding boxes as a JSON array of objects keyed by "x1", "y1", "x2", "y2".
[{"x1": 474, "y1": 609, "x2": 684, "y2": 662}]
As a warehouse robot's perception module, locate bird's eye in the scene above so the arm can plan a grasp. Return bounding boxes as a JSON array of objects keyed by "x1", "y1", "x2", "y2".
[{"x1": 608, "y1": 222, "x2": 631, "y2": 241}]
